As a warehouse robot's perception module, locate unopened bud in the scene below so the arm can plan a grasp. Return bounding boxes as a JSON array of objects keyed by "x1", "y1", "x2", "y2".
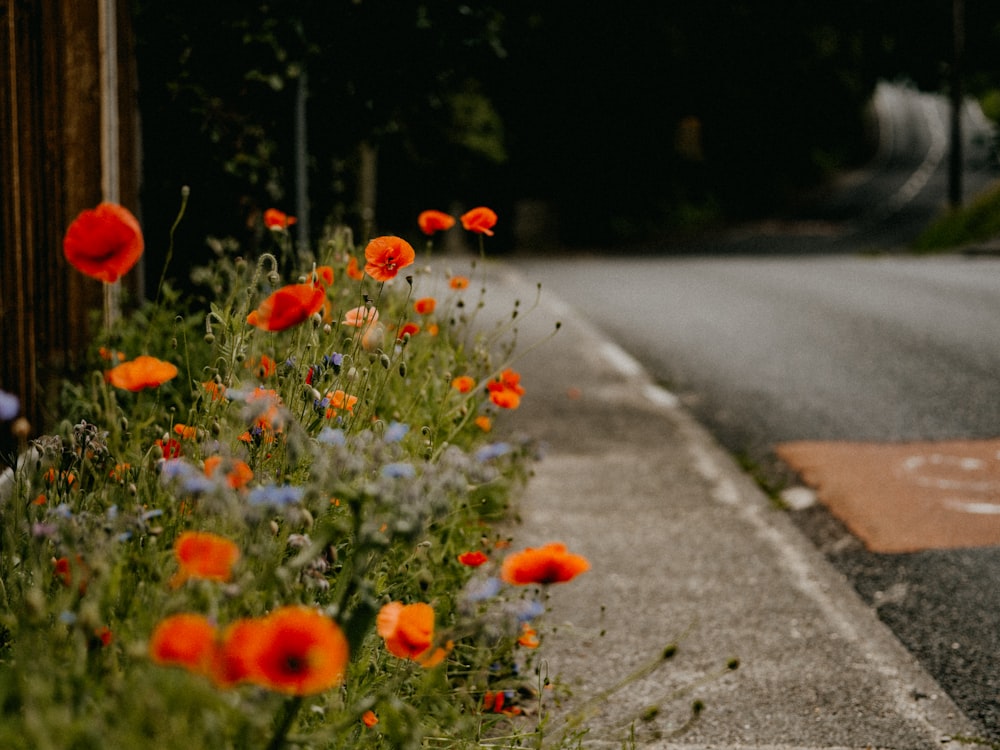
[{"x1": 11, "y1": 417, "x2": 30, "y2": 441}]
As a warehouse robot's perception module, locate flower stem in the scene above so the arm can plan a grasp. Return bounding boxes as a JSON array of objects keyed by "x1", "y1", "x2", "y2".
[{"x1": 265, "y1": 695, "x2": 303, "y2": 750}]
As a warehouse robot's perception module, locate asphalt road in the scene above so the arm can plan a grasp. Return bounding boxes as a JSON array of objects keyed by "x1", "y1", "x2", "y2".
[{"x1": 508, "y1": 84, "x2": 1000, "y2": 737}]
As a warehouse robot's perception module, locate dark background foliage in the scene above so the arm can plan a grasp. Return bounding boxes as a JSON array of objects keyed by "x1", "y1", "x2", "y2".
[{"x1": 133, "y1": 0, "x2": 1000, "y2": 280}]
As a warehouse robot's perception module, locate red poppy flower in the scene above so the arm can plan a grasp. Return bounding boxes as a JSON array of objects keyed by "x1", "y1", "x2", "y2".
[
  {"x1": 148, "y1": 613, "x2": 218, "y2": 676},
  {"x1": 156, "y1": 437, "x2": 183, "y2": 459},
  {"x1": 418, "y1": 210, "x2": 456, "y2": 235},
  {"x1": 105, "y1": 355, "x2": 178, "y2": 391},
  {"x1": 397, "y1": 322, "x2": 420, "y2": 341},
  {"x1": 63, "y1": 202, "x2": 144, "y2": 282},
  {"x1": 53, "y1": 554, "x2": 89, "y2": 593},
  {"x1": 364, "y1": 236, "x2": 415, "y2": 282},
  {"x1": 413, "y1": 297, "x2": 436, "y2": 315},
  {"x1": 457, "y1": 550, "x2": 488, "y2": 567},
  {"x1": 169, "y1": 531, "x2": 241, "y2": 588},
  {"x1": 264, "y1": 208, "x2": 297, "y2": 230},
  {"x1": 500, "y1": 542, "x2": 590, "y2": 585},
  {"x1": 229, "y1": 606, "x2": 349, "y2": 695},
  {"x1": 247, "y1": 282, "x2": 326, "y2": 331},
  {"x1": 460, "y1": 206, "x2": 498, "y2": 236}
]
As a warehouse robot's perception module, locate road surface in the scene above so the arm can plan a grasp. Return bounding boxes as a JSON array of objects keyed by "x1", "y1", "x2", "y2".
[{"x1": 508, "y1": 83, "x2": 1000, "y2": 737}]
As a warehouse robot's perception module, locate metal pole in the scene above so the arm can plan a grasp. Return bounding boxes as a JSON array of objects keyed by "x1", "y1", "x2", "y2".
[
  {"x1": 294, "y1": 70, "x2": 310, "y2": 256},
  {"x1": 99, "y1": 0, "x2": 121, "y2": 326},
  {"x1": 948, "y1": 0, "x2": 964, "y2": 208}
]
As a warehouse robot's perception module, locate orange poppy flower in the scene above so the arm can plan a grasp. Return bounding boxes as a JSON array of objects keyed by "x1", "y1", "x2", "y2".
[
  {"x1": 204, "y1": 455, "x2": 254, "y2": 489},
  {"x1": 364, "y1": 236, "x2": 415, "y2": 282},
  {"x1": 500, "y1": 542, "x2": 590, "y2": 585},
  {"x1": 237, "y1": 606, "x2": 350, "y2": 695},
  {"x1": 518, "y1": 623, "x2": 540, "y2": 649},
  {"x1": 202, "y1": 381, "x2": 226, "y2": 401},
  {"x1": 457, "y1": 550, "x2": 488, "y2": 567},
  {"x1": 346, "y1": 256, "x2": 365, "y2": 281},
  {"x1": 105, "y1": 355, "x2": 178, "y2": 392},
  {"x1": 173, "y1": 423, "x2": 197, "y2": 440},
  {"x1": 451, "y1": 375, "x2": 475, "y2": 394},
  {"x1": 413, "y1": 297, "x2": 436, "y2": 315},
  {"x1": 474, "y1": 415, "x2": 492, "y2": 432},
  {"x1": 362, "y1": 710, "x2": 379, "y2": 728},
  {"x1": 247, "y1": 282, "x2": 326, "y2": 332},
  {"x1": 377, "y1": 601, "x2": 440, "y2": 664},
  {"x1": 264, "y1": 208, "x2": 297, "y2": 230},
  {"x1": 487, "y1": 368, "x2": 525, "y2": 409},
  {"x1": 169, "y1": 531, "x2": 241, "y2": 588},
  {"x1": 449, "y1": 275, "x2": 470, "y2": 290},
  {"x1": 148, "y1": 613, "x2": 218, "y2": 676},
  {"x1": 323, "y1": 389, "x2": 358, "y2": 418},
  {"x1": 63, "y1": 202, "x2": 144, "y2": 283},
  {"x1": 418, "y1": 210, "x2": 455, "y2": 235},
  {"x1": 460, "y1": 206, "x2": 498, "y2": 237},
  {"x1": 246, "y1": 354, "x2": 277, "y2": 378}
]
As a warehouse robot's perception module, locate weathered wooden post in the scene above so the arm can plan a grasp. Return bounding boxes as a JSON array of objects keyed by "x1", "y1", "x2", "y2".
[{"x1": 0, "y1": 0, "x2": 139, "y2": 452}]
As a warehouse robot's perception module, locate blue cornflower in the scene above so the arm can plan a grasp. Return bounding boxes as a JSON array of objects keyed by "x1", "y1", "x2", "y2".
[
  {"x1": 317, "y1": 427, "x2": 346, "y2": 446},
  {"x1": 384, "y1": 421, "x2": 410, "y2": 443},
  {"x1": 160, "y1": 458, "x2": 193, "y2": 480},
  {"x1": 381, "y1": 462, "x2": 416, "y2": 479},
  {"x1": 0, "y1": 390, "x2": 19, "y2": 421},
  {"x1": 474, "y1": 442, "x2": 511, "y2": 462},
  {"x1": 323, "y1": 352, "x2": 343, "y2": 372},
  {"x1": 513, "y1": 598, "x2": 546, "y2": 623},
  {"x1": 248, "y1": 484, "x2": 305, "y2": 507},
  {"x1": 464, "y1": 576, "x2": 502, "y2": 602}
]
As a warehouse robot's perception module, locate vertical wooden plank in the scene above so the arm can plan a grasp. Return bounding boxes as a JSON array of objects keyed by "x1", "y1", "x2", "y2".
[{"x1": 0, "y1": 0, "x2": 139, "y2": 453}]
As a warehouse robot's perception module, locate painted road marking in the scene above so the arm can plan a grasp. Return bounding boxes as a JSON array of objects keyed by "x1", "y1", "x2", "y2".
[{"x1": 775, "y1": 439, "x2": 1000, "y2": 553}]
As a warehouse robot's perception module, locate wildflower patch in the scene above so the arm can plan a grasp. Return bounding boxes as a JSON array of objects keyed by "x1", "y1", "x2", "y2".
[{"x1": 0, "y1": 202, "x2": 589, "y2": 749}]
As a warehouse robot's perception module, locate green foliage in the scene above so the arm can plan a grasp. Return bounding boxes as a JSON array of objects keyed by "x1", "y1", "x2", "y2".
[{"x1": 913, "y1": 182, "x2": 1000, "y2": 251}]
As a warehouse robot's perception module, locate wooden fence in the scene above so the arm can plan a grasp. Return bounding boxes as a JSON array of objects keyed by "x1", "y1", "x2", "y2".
[{"x1": 1, "y1": 0, "x2": 139, "y2": 453}]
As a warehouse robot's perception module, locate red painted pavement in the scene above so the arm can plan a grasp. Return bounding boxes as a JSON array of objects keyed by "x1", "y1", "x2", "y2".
[{"x1": 775, "y1": 439, "x2": 1000, "y2": 554}]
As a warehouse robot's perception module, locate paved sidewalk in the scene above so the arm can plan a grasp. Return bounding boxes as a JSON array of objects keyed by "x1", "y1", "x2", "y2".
[{"x1": 481, "y1": 260, "x2": 987, "y2": 750}]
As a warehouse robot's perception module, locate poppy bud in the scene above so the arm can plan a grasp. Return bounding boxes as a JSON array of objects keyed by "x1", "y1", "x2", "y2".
[{"x1": 11, "y1": 418, "x2": 30, "y2": 441}]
